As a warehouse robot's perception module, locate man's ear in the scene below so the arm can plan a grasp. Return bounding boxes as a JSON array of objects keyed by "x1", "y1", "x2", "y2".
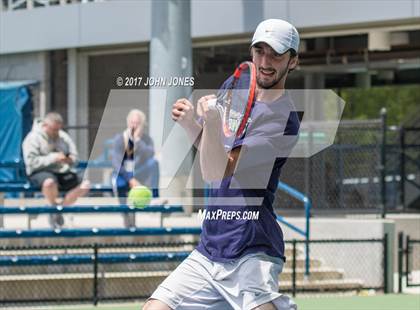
[{"x1": 289, "y1": 56, "x2": 299, "y2": 70}]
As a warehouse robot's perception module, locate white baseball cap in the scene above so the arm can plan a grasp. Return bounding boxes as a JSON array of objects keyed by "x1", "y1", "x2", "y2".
[{"x1": 251, "y1": 19, "x2": 300, "y2": 54}]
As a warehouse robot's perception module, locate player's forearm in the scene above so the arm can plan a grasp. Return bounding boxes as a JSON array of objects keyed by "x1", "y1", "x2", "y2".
[
  {"x1": 200, "y1": 121, "x2": 229, "y2": 181},
  {"x1": 182, "y1": 120, "x2": 203, "y2": 149}
]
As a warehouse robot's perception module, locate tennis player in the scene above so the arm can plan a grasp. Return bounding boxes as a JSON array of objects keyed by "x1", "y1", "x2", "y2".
[{"x1": 144, "y1": 19, "x2": 300, "y2": 310}]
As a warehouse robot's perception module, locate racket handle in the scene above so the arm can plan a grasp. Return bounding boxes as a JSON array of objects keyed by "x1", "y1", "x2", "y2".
[
  {"x1": 207, "y1": 98, "x2": 217, "y2": 109},
  {"x1": 207, "y1": 98, "x2": 224, "y2": 120}
]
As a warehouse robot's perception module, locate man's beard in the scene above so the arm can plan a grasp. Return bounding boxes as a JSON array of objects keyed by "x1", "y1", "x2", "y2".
[{"x1": 256, "y1": 66, "x2": 289, "y2": 89}]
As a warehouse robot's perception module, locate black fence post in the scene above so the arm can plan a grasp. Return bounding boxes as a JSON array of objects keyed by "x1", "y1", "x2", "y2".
[
  {"x1": 398, "y1": 232, "x2": 404, "y2": 293},
  {"x1": 405, "y1": 235, "x2": 410, "y2": 286},
  {"x1": 399, "y1": 126, "x2": 406, "y2": 211},
  {"x1": 380, "y1": 108, "x2": 387, "y2": 218},
  {"x1": 383, "y1": 233, "x2": 389, "y2": 293},
  {"x1": 337, "y1": 146, "x2": 344, "y2": 208},
  {"x1": 93, "y1": 243, "x2": 99, "y2": 306},
  {"x1": 292, "y1": 240, "x2": 297, "y2": 297}
]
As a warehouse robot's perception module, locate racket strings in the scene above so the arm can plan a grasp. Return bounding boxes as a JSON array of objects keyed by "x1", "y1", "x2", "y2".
[
  {"x1": 214, "y1": 61, "x2": 256, "y2": 137},
  {"x1": 226, "y1": 74, "x2": 252, "y2": 135}
]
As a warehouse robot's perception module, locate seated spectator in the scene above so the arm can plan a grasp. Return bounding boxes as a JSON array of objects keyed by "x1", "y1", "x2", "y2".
[
  {"x1": 22, "y1": 112, "x2": 90, "y2": 228},
  {"x1": 111, "y1": 109, "x2": 160, "y2": 227}
]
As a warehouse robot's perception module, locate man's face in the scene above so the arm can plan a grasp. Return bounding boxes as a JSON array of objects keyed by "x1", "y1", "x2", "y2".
[
  {"x1": 251, "y1": 42, "x2": 297, "y2": 89},
  {"x1": 44, "y1": 121, "x2": 62, "y2": 139},
  {"x1": 127, "y1": 115, "x2": 143, "y2": 133}
]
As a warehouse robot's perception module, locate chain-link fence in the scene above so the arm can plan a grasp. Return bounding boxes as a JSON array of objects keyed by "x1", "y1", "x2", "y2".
[
  {"x1": 277, "y1": 120, "x2": 383, "y2": 212},
  {"x1": 398, "y1": 233, "x2": 420, "y2": 292},
  {"x1": 397, "y1": 128, "x2": 420, "y2": 211},
  {"x1": 276, "y1": 120, "x2": 420, "y2": 213},
  {"x1": 0, "y1": 238, "x2": 387, "y2": 306},
  {"x1": 0, "y1": 241, "x2": 196, "y2": 307},
  {"x1": 282, "y1": 238, "x2": 386, "y2": 297},
  {"x1": 406, "y1": 238, "x2": 420, "y2": 287},
  {"x1": 404, "y1": 237, "x2": 420, "y2": 288}
]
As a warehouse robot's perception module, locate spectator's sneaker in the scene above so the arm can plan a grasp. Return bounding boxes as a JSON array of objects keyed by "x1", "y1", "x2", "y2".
[
  {"x1": 55, "y1": 213, "x2": 65, "y2": 226},
  {"x1": 124, "y1": 213, "x2": 136, "y2": 228},
  {"x1": 49, "y1": 212, "x2": 64, "y2": 228}
]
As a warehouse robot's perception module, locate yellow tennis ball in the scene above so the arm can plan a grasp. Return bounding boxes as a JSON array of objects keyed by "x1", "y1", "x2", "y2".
[{"x1": 128, "y1": 186, "x2": 152, "y2": 208}]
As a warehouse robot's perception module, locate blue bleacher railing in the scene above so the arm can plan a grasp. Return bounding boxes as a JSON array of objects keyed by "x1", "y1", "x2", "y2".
[
  {"x1": 277, "y1": 181, "x2": 312, "y2": 276},
  {"x1": 0, "y1": 227, "x2": 202, "y2": 238},
  {"x1": 0, "y1": 251, "x2": 191, "y2": 266},
  {"x1": 0, "y1": 204, "x2": 183, "y2": 214}
]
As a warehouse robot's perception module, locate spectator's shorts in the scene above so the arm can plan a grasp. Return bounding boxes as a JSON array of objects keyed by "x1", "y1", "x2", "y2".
[{"x1": 29, "y1": 171, "x2": 81, "y2": 191}]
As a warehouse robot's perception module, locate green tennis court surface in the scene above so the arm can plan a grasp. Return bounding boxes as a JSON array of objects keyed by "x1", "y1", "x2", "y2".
[
  {"x1": 35, "y1": 294, "x2": 419, "y2": 310},
  {"x1": 296, "y1": 294, "x2": 420, "y2": 310}
]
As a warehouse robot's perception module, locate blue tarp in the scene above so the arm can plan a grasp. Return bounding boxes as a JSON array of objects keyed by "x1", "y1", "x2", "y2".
[{"x1": 0, "y1": 80, "x2": 37, "y2": 183}]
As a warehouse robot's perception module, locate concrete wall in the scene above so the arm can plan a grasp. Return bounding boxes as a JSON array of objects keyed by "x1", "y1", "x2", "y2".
[
  {"x1": 286, "y1": 0, "x2": 420, "y2": 28},
  {"x1": 1, "y1": 0, "x2": 420, "y2": 55},
  {"x1": 282, "y1": 217, "x2": 391, "y2": 240},
  {"x1": 0, "y1": 51, "x2": 49, "y2": 116},
  {"x1": 0, "y1": 52, "x2": 45, "y2": 80},
  {"x1": 0, "y1": 1, "x2": 151, "y2": 54}
]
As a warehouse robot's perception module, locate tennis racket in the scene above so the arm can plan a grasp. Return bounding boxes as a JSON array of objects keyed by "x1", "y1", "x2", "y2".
[{"x1": 208, "y1": 61, "x2": 257, "y2": 138}]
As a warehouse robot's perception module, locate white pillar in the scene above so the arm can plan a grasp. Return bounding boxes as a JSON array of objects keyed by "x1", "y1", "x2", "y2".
[
  {"x1": 150, "y1": 0, "x2": 192, "y2": 141},
  {"x1": 67, "y1": 49, "x2": 77, "y2": 131},
  {"x1": 150, "y1": 0, "x2": 193, "y2": 210},
  {"x1": 77, "y1": 53, "x2": 89, "y2": 160},
  {"x1": 38, "y1": 51, "x2": 50, "y2": 118},
  {"x1": 67, "y1": 49, "x2": 89, "y2": 160}
]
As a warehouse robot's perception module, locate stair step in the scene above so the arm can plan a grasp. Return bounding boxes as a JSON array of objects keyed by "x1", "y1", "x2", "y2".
[
  {"x1": 280, "y1": 267, "x2": 344, "y2": 281},
  {"x1": 279, "y1": 279, "x2": 364, "y2": 291},
  {"x1": 283, "y1": 258, "x2": 323, "y2": 268},
  {"x1": 284, "y1": 247, "x2": 305, "y2": 257}
]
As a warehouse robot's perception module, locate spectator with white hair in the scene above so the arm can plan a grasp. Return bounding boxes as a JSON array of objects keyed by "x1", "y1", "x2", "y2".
[{"x1": 111, "y1": 109, "x2": 160, "y2": 227}]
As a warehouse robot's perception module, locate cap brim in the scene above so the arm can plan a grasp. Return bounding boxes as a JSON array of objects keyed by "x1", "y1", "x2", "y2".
[{"x1": 251, "y1": 37, "x2": 289, "y2": 54}]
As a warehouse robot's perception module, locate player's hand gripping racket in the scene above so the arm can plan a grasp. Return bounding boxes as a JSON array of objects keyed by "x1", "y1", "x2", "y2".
[{"x1": 207, "y1": 61, "x2": 257, "y2": 138}]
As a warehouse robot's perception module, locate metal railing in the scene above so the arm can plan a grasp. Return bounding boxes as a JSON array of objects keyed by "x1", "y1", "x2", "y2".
[
  {"x1": 0, "y1": 237, "x2": 387, "y2": 306},
  {"x1": 277, "y1": 181, "x2": 311, "y2": 276},
  {"x1": 0, "y1": 204, "x2": 183, "y2": 215},
  {"x1": 398, "y1": 232, "x2": 420, "y2": 291},
  {"x1": 0, "y1": 227, "x2": 202, "y2": 238},
  {"x1": 0, "y1": 241, "x2": 197, "y2": 306},
  {"x1": 286, "y1": 237, "x2": 387, "y2": 297},
  {"x1": 397, "y1": 126, "x2": 420, "y2": 210}
]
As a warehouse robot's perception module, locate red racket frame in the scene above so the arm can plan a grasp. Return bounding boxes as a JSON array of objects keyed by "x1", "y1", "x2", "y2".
[{"x1": 223, "y1": 61, "x2": 257, "y2": 138}]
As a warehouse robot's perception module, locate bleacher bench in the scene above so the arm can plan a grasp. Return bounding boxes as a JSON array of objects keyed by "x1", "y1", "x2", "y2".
[
  {"x1": 0, "y1": 160, "x2": 114, "y2": 197},
  {"x1": 0, "y1": 227, "x2": 202, "y2": 238}
]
